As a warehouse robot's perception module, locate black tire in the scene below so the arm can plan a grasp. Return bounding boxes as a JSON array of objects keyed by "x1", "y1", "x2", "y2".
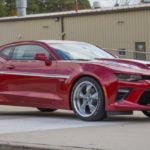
[
  {"x1": 71, "y1": 77, "x2": 107, "y2": 121},
  {"x1": 37, "y1": 108, "x2": 57, "y2": 112},
  {"x1": 142, "y1": 110, "x2": 150, "y2": 118}
]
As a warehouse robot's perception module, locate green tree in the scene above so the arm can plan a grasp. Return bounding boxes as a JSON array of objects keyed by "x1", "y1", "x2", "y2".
[
  {"x1": 45, "y1": 0, "x2": 73, "y2": 12},
  {"x1": 0, "y1": 0, "x2": 91, "y2": 17},
  {"x1": 77, "y1": 0, "x2": 91, "y2": 10},
  {"x1": 4, "y1": 0, "x2": 16, "y2": 16},
  {"x1": 37, "y1": 0, "x2": 47, "y2": 13},
  {"x1": 0, "y1": 0, "x2": 8, "y2": 17},
  {"x1": 45, "y1": 0, "x2": 91, "y2": 13},
  {"x1": 112, "y1": 0, "x2": 138, "y2": 7},
  {"x1": 27, "y1": 0, "x2": 40, "y2": 14},
  {"x1": 140, "y1": 0, "x2": 150, "y2": 4}
]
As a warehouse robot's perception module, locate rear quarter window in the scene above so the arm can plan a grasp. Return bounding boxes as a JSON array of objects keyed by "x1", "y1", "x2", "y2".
[{"x1": 0, "y1": 47, "x2": 14, "y2": 59}]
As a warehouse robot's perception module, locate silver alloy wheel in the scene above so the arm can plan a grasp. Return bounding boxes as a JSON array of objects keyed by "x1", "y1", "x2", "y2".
[{"x1": 73, "y1": 81, "x2": 99, "y2": 117}]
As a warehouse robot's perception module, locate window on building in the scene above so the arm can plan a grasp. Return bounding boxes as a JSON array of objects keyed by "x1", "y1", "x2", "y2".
[{"x1": 118, "y1": 48, "x2": 126, "y2": 56}]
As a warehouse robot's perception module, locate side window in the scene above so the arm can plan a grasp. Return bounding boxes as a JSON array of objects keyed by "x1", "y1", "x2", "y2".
[
  {"x1": 0, "y1": 47, "x2": 14, "y2": 59},
  {"x1": 12, "y1": 45, "x2": 53, "y2": 60}
]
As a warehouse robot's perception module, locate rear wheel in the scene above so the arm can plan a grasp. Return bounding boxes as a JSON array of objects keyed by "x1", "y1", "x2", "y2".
[
  {"x1": 142, "y1": 110, "x2": 150, "y2": 118},
  {"x1": 37, "y1": 108, "x2": 57, "y2": 112},
  {"x1": 71, "y1": 77, "x2": 107, "y2": 121}
]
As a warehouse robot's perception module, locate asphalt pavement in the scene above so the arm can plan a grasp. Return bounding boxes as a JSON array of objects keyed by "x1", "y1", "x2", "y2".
[{"x1": 0, "y1": 106, "x2": 149, "y2": 150}]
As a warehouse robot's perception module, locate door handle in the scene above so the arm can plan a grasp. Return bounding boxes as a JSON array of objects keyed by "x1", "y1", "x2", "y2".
[{"x1": 6, "y1": 65, "x2": 15, "y2": 69}]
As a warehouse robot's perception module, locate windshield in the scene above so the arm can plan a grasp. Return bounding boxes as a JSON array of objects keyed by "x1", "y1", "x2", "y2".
[{"x1": 49, "y1": 43, "x2": 115, "y2": 60}]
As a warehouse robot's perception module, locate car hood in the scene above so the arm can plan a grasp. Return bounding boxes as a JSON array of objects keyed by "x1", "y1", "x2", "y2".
[
  {"x1": 100, "y1": 58, "x2": 150, "y2": 69},
  {"x1": 89, "y1": 58, "x2": 150, "y2": 75}
]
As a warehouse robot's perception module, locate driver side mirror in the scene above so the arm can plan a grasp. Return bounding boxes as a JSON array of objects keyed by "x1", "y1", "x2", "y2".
[{"x1": 34, "y1": 53, "x2": 52, "y2": 65}]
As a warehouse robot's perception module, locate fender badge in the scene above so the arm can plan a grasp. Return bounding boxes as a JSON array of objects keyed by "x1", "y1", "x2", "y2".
[{"x1": 59, "y1": 79, "x2": 64, "y2": 81}]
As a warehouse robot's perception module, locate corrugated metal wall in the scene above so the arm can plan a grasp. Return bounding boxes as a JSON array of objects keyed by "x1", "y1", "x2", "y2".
[
  {"x1": 17, "y1": 18, "x2": 62, "y2": 42},
  {"x1": 64, "y1": 10, "x2": 150, "y2": 52},
  {"x1": 0, "y1": 9, "x2": 150, "y2": 52},
  {"x1": 0, "y1": 21, "x2": 17, "y2": 46},
  {"x1": 0, "y1": 18, "x2": 61, "y2": 46}
]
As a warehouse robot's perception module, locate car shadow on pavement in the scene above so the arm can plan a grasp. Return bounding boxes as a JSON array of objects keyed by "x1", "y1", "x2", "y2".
[{"x1": 0, "y1": 109, "x2": 149, "y2": 123}]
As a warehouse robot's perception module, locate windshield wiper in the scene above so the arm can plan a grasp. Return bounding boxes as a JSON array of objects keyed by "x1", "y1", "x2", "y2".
[{"x1": 71, "y1": 59, "x2": 91, "y2": 61}]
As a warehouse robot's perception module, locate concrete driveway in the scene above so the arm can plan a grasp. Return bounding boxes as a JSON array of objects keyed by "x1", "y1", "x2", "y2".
[{"x1": 0, "y1": 106, "x2": 149, "y2": 150}]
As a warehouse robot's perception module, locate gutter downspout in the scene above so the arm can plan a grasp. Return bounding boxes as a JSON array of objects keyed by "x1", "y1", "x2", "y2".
[{"x1": 61, "y1": 17, "x2": 65, "y2": 40}]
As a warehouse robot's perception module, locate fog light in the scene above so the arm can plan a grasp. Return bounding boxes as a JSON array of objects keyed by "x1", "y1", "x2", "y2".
[{"x1": 116, "y1": 88, "x2": 131, "y2": 102}]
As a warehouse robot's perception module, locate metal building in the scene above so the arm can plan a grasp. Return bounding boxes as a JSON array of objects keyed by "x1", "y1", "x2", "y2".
[{"x1": 0, "y1": 3, "x2": 150, "y2": 60}]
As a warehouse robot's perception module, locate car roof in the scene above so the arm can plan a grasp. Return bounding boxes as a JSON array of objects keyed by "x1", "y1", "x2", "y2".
[
  {"x1": 1, "y1": 40, "x2": 88, "y2": 48},
  {"x1": 38, "y1": 40, "x2": 87, "y2": 44}
]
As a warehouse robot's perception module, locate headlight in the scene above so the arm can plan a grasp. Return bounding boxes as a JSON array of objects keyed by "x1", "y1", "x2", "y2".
[{"x1": 114, "y1": 73, "x2": 142, "y2": 81}]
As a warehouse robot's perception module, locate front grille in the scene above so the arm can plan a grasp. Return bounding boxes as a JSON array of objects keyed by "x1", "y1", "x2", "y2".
[
  {"x1": 142, "y1": 76, "x2": 150, "y2": 80},
  {"x1": 138, "y1": 90, "x2": 150, "y2": 106}
]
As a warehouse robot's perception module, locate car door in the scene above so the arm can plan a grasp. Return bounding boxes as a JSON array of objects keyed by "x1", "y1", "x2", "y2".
[
  {"x1": 0, "y1": 46, "x2": 15, "y2": 97},
  {"x1": 1, "y1": 44, "x2": 57, "y2": 105}
]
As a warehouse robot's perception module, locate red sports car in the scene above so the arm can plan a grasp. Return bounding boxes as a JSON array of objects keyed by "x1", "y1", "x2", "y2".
[{"x1": 0, "y1": 40, "x2": 150, "y2": 121}]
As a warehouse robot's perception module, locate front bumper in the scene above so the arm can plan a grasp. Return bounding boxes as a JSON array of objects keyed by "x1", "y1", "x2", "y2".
[{"x1": 106, "y1": 79, "x2": 150, "y2": 111}]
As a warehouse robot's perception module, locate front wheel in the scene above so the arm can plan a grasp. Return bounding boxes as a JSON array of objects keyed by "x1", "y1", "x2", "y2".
[
  {"x1": 37, "y1": 108, "x2": 57, "y2": 112},
  {"x1": 71, "y1": 77, "x2": 107, "y2": 121},
  {"x1": 142, "y1": 110, "x2": 150, "y2": 118}
]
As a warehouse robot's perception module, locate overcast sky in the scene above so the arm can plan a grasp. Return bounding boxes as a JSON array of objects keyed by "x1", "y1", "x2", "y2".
[{"x1": 88, "y1": 0, "x2": 141, "y2": 7}]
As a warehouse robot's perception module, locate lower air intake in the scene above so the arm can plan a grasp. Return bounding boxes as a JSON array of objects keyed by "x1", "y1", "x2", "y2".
[
  {"x1": 116, "y1": 89, "x2": 131, "y2": 102},
  {"x1": 138, "y1": 90, "x2": 150, "y2": 106}
]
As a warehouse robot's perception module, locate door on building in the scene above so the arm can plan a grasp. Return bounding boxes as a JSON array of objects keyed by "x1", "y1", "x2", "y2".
[{"x1": 135, "y1": 42, "x2": 146, "y2": 60}]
